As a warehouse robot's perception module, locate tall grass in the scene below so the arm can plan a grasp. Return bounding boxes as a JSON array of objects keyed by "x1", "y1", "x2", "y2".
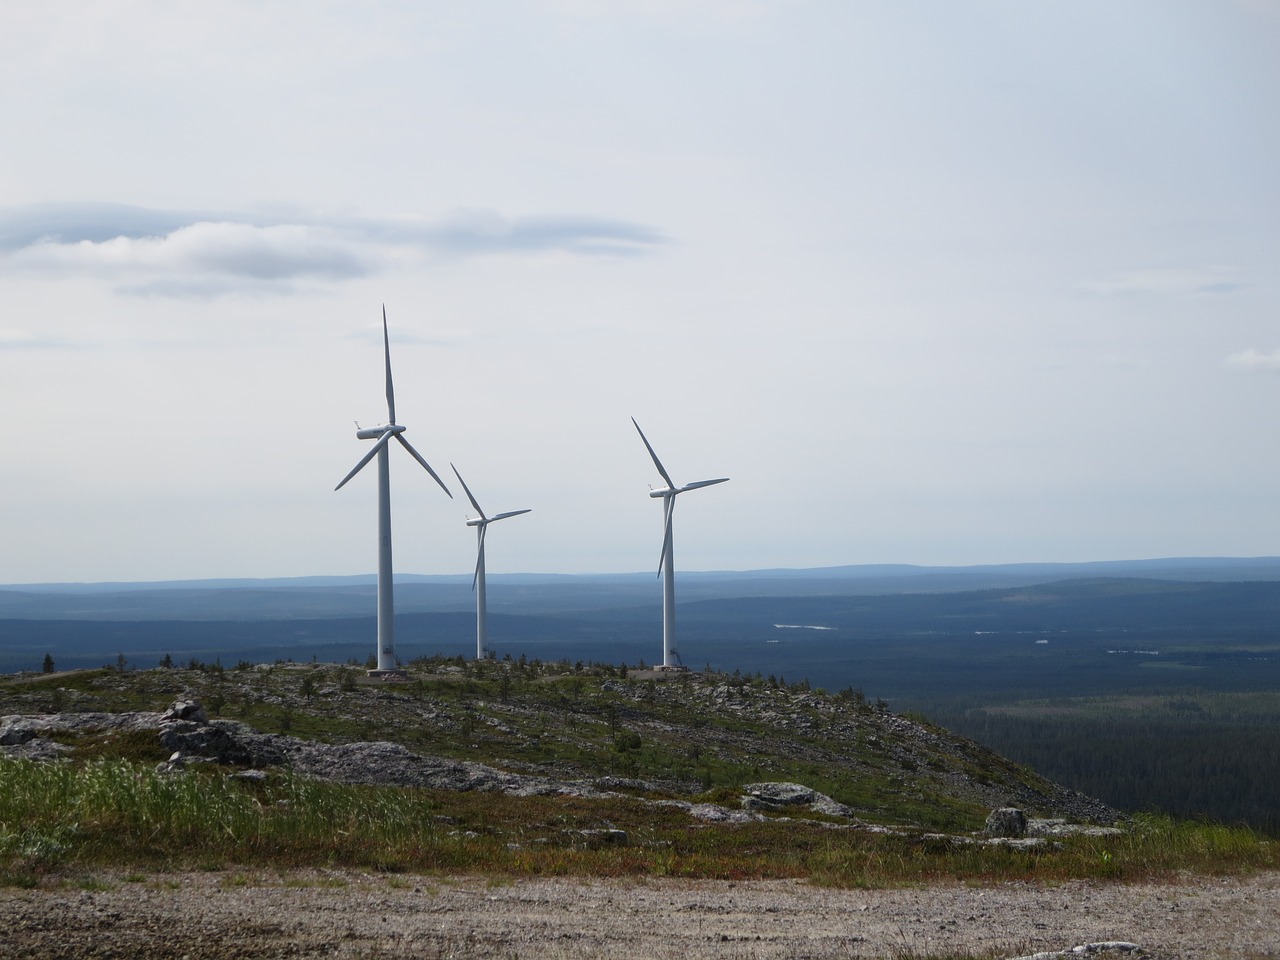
[
  {"x1": 0, "y1": 758, "x2": 448, "y2": 877},
  {"x1": 2, "y1": 757, "x2": 1275, "y2": 888}
]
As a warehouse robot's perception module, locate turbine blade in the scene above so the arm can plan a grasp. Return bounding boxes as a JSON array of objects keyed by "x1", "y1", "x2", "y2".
[
  {"x1": 491, "y1": 509, "x2": 532, "y2": 522},
  {"x1": 396, "y1": 434, "x2": 453, "y2": 498},
  {"x1": 657, "y1": 496, "x2": 675, "y2": 578},
  {"x1": 334, "y1": 429, "x2": 394, "y2": 490},
  {"x1": 679, "y1": 477, "x2": 729, "y2": 493},
  {"x1": 450, "y1": 463, "x2": 486, "y2": 518},
  {"x1": 382, "y1": 305, "x2": 396, "y2": 425},
  {"x1": 632, "y1": 417, "x2": 675, "y2": 490}
]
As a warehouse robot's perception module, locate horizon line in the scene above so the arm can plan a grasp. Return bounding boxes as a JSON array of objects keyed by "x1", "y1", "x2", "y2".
[{"x1": 4, "y1": 555, "x2": 1280, "y2": 591}]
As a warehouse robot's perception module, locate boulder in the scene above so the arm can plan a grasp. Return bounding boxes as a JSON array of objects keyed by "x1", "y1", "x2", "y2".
[
  {"x1": 161, "y1": 700, "x2": 208, "y2": 724},
  {"x1": 157, "y1": 719, "x2": 287, "y2": 768},
  {"x1": 742, "y1": 782, "x2": 855, "y2": 818},
  {"x1": 984, "y1": 807, "x2": 1028, "y2": 838},
  {"x1": 574, "y1": 828, "x2": 628, "y2": 846}
]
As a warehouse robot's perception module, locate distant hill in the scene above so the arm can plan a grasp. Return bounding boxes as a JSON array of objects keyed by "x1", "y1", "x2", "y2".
[
  {"x1": 4, "y1": 556, "x2": 1280, "y2": 620},
  {"x1": 4, "y1": 563, "x2": 1280, "y2": 704}
]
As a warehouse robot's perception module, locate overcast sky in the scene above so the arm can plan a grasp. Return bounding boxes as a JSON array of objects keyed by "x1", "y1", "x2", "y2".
[{"x1": 2, "y1": 1, "x2": 1279, "y2": 585}]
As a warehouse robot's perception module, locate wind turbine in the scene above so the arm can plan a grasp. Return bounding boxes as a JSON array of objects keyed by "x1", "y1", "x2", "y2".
[
  {"x1": 451, "y1": 464, "x2": 531, "y2": 660},
  {"x1": 631, "y1": 417, "x2": 729, "y2": 669},
  {"x1": 335, "y1": 307, "x2": 452, "y2": 675}
]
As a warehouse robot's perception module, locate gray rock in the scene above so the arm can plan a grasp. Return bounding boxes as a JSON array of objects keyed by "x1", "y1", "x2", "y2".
[
  {"x1": 1027, "y1": 818, "x2": 1126, "y2": 838},
  {"x1": 1, "y1": 712, "x2": 164, "y2": 742},
  {"x1": 0, "y1": 722, "x2": 36, "y2": 746},
  {"x1": 742, "y1": 782, "x2": 855, "y2": 818},
  {"x1": 743, "y1": 782, "x2": 821, "y2": 807},
  {"x1": 574, "y1": 828, "x2": 628, "y2": 846},
  {"x1": 1009, "y1": 943, "x2": 1142, "y2": 960},
  {"x1": 0, "y1": 735, "x2": 72, "y2": 760},
  {"x1": 984, "y1": 807, "x2": 1028, "y2": 838},
  {"x1": 160, "y1": 700, "x2": 208, "y2": 724},
  {"x1": 157, "y1": 719, "x2": 287, "y2": 768},
  {"x1": 661, "y1": 801, "x2": 761, "y2": 824}
]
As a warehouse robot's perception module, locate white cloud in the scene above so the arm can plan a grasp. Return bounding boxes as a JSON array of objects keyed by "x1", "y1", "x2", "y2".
[
  {"x1": 1081, "y1": 267, "x2": 1244, "y2": 298},
  {"x1": 0, "y1": 204, "x2": 663, "y2": 297},
  {"x1": 14, "y1": 222, "x2": 366, "y2": 276},
  {"x1": 1225, "y1": 348, "x2": 1280, "y2": 371}
]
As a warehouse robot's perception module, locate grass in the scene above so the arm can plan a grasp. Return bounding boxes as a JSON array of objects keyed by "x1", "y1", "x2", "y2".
[
  {"x1": 1, "y1": 756, "x2": 1275, "y2": 889},
  {"x1": 4, "y1": 660, "x2": 1278, "y2": 893}
]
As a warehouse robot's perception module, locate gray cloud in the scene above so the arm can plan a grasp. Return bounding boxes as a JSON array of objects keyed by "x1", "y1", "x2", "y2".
[
  {"x1": 0, "y1": 202, "x2": 203, "y2": 250},
  {"x1": 362, "y1": 209, "x2": 666, "y2": 257},
  {"x1": 0, "y1": 203, "x2": 664, "y2": 297},
  {"x1": 0, "y1": 328, "x2": 77, "y2": 351}
]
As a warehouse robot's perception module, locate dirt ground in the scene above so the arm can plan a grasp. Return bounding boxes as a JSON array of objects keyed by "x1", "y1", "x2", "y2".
[{"x1": 3, "y1": 869, "x2": 1279, "y2": 960}]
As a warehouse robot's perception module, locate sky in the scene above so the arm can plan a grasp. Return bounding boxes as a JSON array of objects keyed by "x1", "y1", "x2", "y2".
[{"x1": 2, "y1": 1, "x2": 1279, "y2": 585}]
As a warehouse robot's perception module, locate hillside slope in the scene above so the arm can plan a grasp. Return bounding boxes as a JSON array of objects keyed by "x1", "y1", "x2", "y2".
[{"x1": 1, "y1": 657, "x2": 1116, "y2": 832}]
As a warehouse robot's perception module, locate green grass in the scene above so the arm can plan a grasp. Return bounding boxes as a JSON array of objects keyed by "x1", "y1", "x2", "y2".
[
  {"x1": 5, "y1": 660, "x2": 1278, "y2": 891},
  {"x1": 1, "y1": 757, "x2": 1275, "y2": 889}
]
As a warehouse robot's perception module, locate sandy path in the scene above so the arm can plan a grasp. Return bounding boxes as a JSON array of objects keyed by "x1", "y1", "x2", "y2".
[{"x1": 3, "y1": 870, "x2": 1279, "y2": 959}]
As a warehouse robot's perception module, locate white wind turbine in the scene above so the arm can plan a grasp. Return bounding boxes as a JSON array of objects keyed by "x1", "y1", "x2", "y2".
[
  {"x1": 451, "y1": 464, "x2": 531, "y2": 660},
  {"x1": 335, "y1": 307, "x2": 452, "y2": 675},
  {"x1": 632, "y1": 417, "x2": 729, "y2": 669}
]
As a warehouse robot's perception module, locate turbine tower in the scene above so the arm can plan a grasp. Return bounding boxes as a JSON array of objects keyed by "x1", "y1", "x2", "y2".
[
  {"x1": 335, "y1": 307, "x2": 452, "y2": 675},
  {"x1": 631, "y1": 417, "x2": 728, "y2": 669},
  {"x1": 451, "y1": 464, "x2": 531, "y2": 660}
]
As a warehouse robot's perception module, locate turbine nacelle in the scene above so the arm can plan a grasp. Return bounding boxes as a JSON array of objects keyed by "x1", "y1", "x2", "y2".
[{"x1": 356, "y1": 424, "x2": 407, "y2": 440}]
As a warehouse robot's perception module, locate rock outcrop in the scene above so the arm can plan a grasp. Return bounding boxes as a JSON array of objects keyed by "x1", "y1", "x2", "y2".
[
  {"x1": 742, "y1": 781, "x2": 855, "y2": 818},
  {"x1": 984, "y1": 806, "x2": 1028, "y2": 838}
]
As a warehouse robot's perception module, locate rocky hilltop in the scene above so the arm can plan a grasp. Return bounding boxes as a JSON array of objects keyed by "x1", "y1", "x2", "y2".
[{"x1": 0, "y1": 657, "x2": 1117, "y2": 834}]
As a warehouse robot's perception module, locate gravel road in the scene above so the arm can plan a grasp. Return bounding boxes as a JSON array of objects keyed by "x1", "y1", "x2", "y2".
[{"x1": 3, "y1": 870, "x2": 1278, "y2": 959}]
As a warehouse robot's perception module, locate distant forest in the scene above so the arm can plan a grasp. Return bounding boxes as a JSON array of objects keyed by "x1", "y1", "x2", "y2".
[{"x1": 926, "y1": 695, "x2": 1280, "y2": 834}]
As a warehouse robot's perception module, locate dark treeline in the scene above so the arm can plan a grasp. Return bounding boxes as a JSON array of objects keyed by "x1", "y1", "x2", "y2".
[{"x1": 925, "y1": 699, "x2": 1280, "y2": 834}]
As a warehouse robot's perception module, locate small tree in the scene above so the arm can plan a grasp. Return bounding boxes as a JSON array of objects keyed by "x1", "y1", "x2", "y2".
[
  {"x1": 159, "y1": 653, "x2": 174, "y2": 669},
  {"x1": 41, "y1": 653, "x2": 55, "y2": 674}
]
